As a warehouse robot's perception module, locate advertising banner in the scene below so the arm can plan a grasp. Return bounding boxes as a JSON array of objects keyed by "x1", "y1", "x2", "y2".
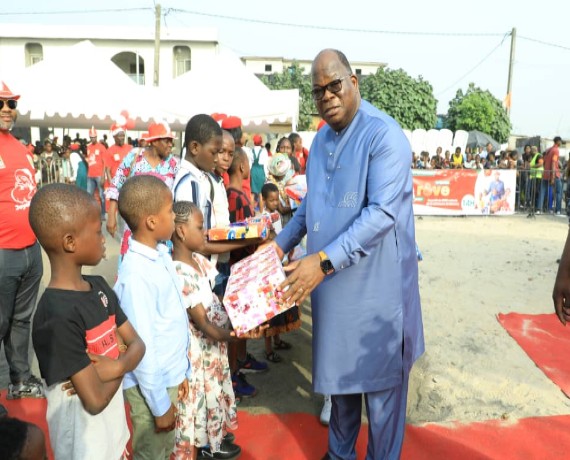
[{"x1": 412, "y1": 169, "x2": 517, "y2": 216}]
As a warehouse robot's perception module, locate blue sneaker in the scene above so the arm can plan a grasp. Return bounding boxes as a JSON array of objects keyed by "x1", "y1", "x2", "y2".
[
  {"x1": 232, "y1": 372, "x2": 257, "y2": 398},
  {"x1": 238, "y1": 353, "x2": 268, "y2": 374}
]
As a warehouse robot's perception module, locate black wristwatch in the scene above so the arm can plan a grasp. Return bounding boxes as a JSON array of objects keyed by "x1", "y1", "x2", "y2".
[{"x1": 319, "y1": 251, "x2": 335, "y2": 275}]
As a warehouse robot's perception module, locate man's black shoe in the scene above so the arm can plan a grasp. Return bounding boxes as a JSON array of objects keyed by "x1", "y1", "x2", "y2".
[
  {"x1": 223, "y1": 432, "x2": 235, "y2": 444},
  {"x1": 197, "y1": 440, "x2": 241, "y2": 459},
  {"x1": 0, "y1": 404, "x2": 7, "y2": 418}
]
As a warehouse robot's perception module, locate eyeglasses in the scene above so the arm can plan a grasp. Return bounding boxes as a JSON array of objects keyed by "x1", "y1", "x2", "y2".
[
  {"x1": 311, "y1": 75, "x2": 352, "y2": 101},
  {"x1": 0, "y1": 100, "x2": 17, "y2": 110}
]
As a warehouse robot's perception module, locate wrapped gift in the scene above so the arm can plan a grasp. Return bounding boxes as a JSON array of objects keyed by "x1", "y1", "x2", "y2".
[
  {"x1": 223, "y1": 245, "x2": 293, "y2": 336},
  {"x1": 208, "y1": 222, "x2": 268, "y2": 241},
  {"x1": 247, "y1": 211, "x2": 280, "y2": 226},
  {"x1": 285, "y1": 175, "x2": 307, "y2": 206}
]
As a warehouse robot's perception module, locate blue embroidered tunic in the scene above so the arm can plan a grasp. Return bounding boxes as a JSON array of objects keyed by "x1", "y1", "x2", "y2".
[{"x1": 275, "y1": 100, "x2": 424, "y2": 394}]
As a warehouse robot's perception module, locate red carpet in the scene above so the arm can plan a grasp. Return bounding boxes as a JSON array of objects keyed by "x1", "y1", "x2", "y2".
[
  {"x1": 4, "y1": 391, "x2": 570, "y2": 459},
  {"x1": 497, "y1": 312, "x2": 570, "y2": 397}
]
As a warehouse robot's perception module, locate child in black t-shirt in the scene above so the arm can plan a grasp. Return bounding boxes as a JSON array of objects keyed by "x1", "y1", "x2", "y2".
[{"x1": 29, "y1": 183, "x2": 145, "y2": 460}]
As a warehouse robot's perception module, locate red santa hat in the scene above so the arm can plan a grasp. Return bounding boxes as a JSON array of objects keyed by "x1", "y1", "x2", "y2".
[
  {"x1": 221, "y1": 116, "x2": 242, "y2": 130},
  {"x1": 88, "y1": 126, "x2": 97, "y2": 138},
  {"x1": 0, "y1": 81, "x2": 20, "y2": 100},
  {"x1": 211, "y1": 113, "x2": 228, "y2": 125},
  {"x1": 110, "y1": 123, "x2": 126, "y2": 137}
]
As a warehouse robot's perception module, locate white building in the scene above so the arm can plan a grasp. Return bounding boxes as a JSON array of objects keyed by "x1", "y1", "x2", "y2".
[
  {"x1": 0, "y1": 23, "x2": 219, "y2": 86},
  {"x1": 241, "y1": 56, "x2": 386, "y2": 76}
]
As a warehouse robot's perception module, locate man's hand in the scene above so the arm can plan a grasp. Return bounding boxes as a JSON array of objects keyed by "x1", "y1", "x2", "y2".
[
  {"x1": 154, "y1": 403, "x2": 177, "y2": 433},
  {"x1": 278, "y1": 253, "x2": 325, "y2": 305},
  {"x1": 61, "y1": 380, "x2": 76, "y2": 396}
]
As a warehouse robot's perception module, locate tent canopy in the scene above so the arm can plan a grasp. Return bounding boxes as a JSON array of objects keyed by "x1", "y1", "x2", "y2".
[{"x1": 5, "y1": 41, "x2": 298, "y2": 132}]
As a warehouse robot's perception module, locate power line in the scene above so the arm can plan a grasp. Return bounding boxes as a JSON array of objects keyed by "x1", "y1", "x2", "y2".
[
  {"x1": 0, "y1": 8, "x2": 151, "y2": 16},
  {"x1": 435, "y1": 32, "x2": 511, "y2": 97},
  {"x1": 519, "y1": 35, "x2": 570, "y2": 52},
  {"x1": 168, "y1": 8, "x2": 505, "y2": 36}
]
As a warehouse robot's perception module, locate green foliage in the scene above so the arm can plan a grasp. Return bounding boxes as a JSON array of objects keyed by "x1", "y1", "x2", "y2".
[
  {"x1": 259, "y1": 62, "x2": 314, "y2": 131},
  {"x1": 359, "y1": 67, "x2": 438, "y2": 130},
  {"x1": 446, "y1": 83, "x2": 511, "y2": 143}
]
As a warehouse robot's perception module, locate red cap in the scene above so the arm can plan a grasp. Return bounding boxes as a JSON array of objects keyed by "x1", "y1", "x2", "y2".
[
  {"x1": 70, "y1": 143, "x2": 80, "y2": 151},
  {"x1": 253, "y1": 134, "x2": 263, "y2": 146},
  {"x1": 146, "y1": 122, "x2": 175, "y2": 142},
  {"x1": 0, "y1": 81, "x2": 20, "y2": 100},
  {"x1": 221, "y1": 116, "x2": 242, "y2": 130}
]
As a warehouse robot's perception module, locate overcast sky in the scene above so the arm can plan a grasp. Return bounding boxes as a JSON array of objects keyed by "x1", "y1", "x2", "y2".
[{"x1": 3, "y1": 0, "x2": 570, "y2": 139}]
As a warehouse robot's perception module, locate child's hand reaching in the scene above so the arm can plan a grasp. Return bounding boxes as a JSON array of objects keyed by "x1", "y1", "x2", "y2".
[
  {"x1": 230, "y1": 323, "x2": 269, "y2": 340},
  {"x1": 178, "y1": 379, "x2": 189, "y2": 401}
]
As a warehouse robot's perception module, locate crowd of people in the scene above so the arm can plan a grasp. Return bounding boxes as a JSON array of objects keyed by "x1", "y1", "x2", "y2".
[
  {"x1": 412, "y1": 138, "x2": 569, "y2": 215},
  {"x1": 1, "y1": 47, "x2": 423, "y2": 460}
]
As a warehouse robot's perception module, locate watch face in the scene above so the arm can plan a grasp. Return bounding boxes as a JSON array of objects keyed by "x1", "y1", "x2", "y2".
[{"x1": 321, "y1": 259, "x2": 334, "y2": 274}]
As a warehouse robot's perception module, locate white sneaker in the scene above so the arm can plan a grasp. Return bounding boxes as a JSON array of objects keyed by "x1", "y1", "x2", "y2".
[{"x1": 320, "y1": 395, "x2": 332, "y2": 426}]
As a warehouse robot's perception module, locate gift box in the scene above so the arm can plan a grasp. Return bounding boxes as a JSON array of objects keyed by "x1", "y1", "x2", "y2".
[
  {"x1": 247, "y1": 211, "x2": 280, "y2": 226},
  {"x1": 208, "y1": 222, "x2": 268, "y2": 241},
  {"x1": 223, "y1": 245, "x2": 293, "y2": 337},
  {"x1": 285, "y1": 175, "x2": 307, "y2": 205}
]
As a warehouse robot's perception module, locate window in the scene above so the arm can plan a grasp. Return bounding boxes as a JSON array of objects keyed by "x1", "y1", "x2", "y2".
[
  {"x1": 112, "y1": 52, "x2": 145, "y2": 85},
  {"x1": 25, "y1": 43, "x2": 43, "y2": 67},
  {"x1": 355, "y1": 68, "x2": 362, "y2": 76},
  {"x1": 265, "y1": 64, "x2": 272, "y2": 72},
  {"x1": 173, "y1": 46, "x2": 191, "y2": 77}
]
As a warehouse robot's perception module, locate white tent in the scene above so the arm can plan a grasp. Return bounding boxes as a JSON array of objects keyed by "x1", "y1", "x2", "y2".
[
  {"x1": 6, "y1": 41, "x2": 298, "y2": 133},
  {"x1": 7, "y1": 41, "x2": 160, "y2": 130},
  {"x1": 159, "y1": 47, "x2": 298, "y2": 132}
]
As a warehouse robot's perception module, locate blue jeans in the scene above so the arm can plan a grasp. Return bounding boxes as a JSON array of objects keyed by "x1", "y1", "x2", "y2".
[
  {"x1": 0, "y1": 242, "x2": 43, "y2": 384},
  {"x1": 539, "y1": 178, "x2": 562, "y2": 213},
  {"x1": 86, "y1": 176, "x2": 106, "y2": 218}
]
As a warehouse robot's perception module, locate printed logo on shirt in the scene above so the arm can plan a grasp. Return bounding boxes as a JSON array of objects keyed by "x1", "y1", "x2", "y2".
[
  {"x1": 11, "y1": 168, "x2": 35, "y2": 211},
  {"x1": 85, "y1": 315, "x2": 120, "y2": 359},
  {"x1": 98, "y1": 291, "x2": 109, "y2": 309},
  {"x1": 338, "y1": 192, "x2": 358, "y2": 208},
  {"x1": 313, "y1": 222, "x2": 320, "y2": 232}
]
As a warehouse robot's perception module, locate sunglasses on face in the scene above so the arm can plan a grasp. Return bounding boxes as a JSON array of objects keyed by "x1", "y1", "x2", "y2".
[
  {"x1": 311, "y1": 75, "x2": 352, "y2": 101},
  {"x1": 0, "y1": 99, "x2": 17, "y2": 110}
]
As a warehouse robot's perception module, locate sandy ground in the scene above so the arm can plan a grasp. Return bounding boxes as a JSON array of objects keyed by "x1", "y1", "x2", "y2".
[{"x1": 2, "y1": 213, "x2": 570, "y2": 427}]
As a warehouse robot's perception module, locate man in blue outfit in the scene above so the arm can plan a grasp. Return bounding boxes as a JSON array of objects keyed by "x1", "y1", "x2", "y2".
[{"x1": 273, "y1": 49, "x2": 424, "y2": 459}]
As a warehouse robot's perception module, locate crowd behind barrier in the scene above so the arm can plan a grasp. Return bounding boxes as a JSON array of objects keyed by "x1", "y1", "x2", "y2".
[{"x1": 411, "y1": 144, "x2": 570, "y2": 217}]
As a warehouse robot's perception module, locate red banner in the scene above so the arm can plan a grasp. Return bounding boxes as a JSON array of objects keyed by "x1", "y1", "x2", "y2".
[{"x1": 412, "y1": 169, "x2": 517, "y2": 215}]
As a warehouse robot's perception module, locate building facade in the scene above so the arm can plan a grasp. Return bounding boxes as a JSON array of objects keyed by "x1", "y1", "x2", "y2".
[{"x1": 241, "y1": 56, "x2": 386, "y2": 76}]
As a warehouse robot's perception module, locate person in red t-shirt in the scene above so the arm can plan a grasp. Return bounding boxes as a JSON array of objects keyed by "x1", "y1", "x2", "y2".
[
  {"x1": 86, "y1": 127, "x2": 107, "y2": 220},
  {"x1": 104, "y1": 124, "x2": 132, "y2": 185},
  {"x1": 0, "y1": 82, "x2": 45, "y2": 412},
  {"x1": 539, "y1": 136, "x2": 564, "y2": 214}
]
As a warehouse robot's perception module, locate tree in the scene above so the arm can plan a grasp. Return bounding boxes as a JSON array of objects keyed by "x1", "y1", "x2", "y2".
[
  {"x1": 446, "y1": 83, "x2": 511, "y2": 143},
  {"x1": 259, "y1": 62, "x2": 314, "y2": 131},
  {"x1": 359, "y1": 67, "x2": 437, "y2": 130}
]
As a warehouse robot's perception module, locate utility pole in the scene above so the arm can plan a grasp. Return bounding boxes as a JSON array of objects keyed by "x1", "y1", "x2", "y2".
[
  {"x1": 153, "y1": 4, "x2": 161, "y2": 87},
  {"x1": 506, "y1": 27, "x2": 516, "y2": 118}
]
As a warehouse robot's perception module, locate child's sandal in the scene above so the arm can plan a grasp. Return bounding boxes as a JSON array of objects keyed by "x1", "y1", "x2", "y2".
[
  {"x1": 265, "y1": 351, "x2": 282, "y2": 363},
  {"x1": 273, "y1": 339, "x2": 292, "y2": 350}
]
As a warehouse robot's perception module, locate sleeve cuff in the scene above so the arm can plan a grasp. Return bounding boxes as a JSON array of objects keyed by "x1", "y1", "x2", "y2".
[
  {"x1": 148, "y1": 391, "x2": 173, "y2": 417},
  {"x1": 324, "y1": 243, "x2": 349, "y2": 272}
]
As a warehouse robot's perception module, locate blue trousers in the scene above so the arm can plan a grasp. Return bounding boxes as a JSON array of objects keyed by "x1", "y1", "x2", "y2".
[
  {"x1": 0, "y1": 242, "x2": 43, "y2": 384},
  {"x1": 86, "y1": 176, "x2": 106, "y2": 218},
  {"x1": 327, "y1": 372, "x2": 409, "y2": 460}
]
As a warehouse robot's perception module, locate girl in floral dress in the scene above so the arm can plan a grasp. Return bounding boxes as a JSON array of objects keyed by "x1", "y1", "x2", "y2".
[{"x1": 171, "y1": 201, "x2": 265, "y2": 459}]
